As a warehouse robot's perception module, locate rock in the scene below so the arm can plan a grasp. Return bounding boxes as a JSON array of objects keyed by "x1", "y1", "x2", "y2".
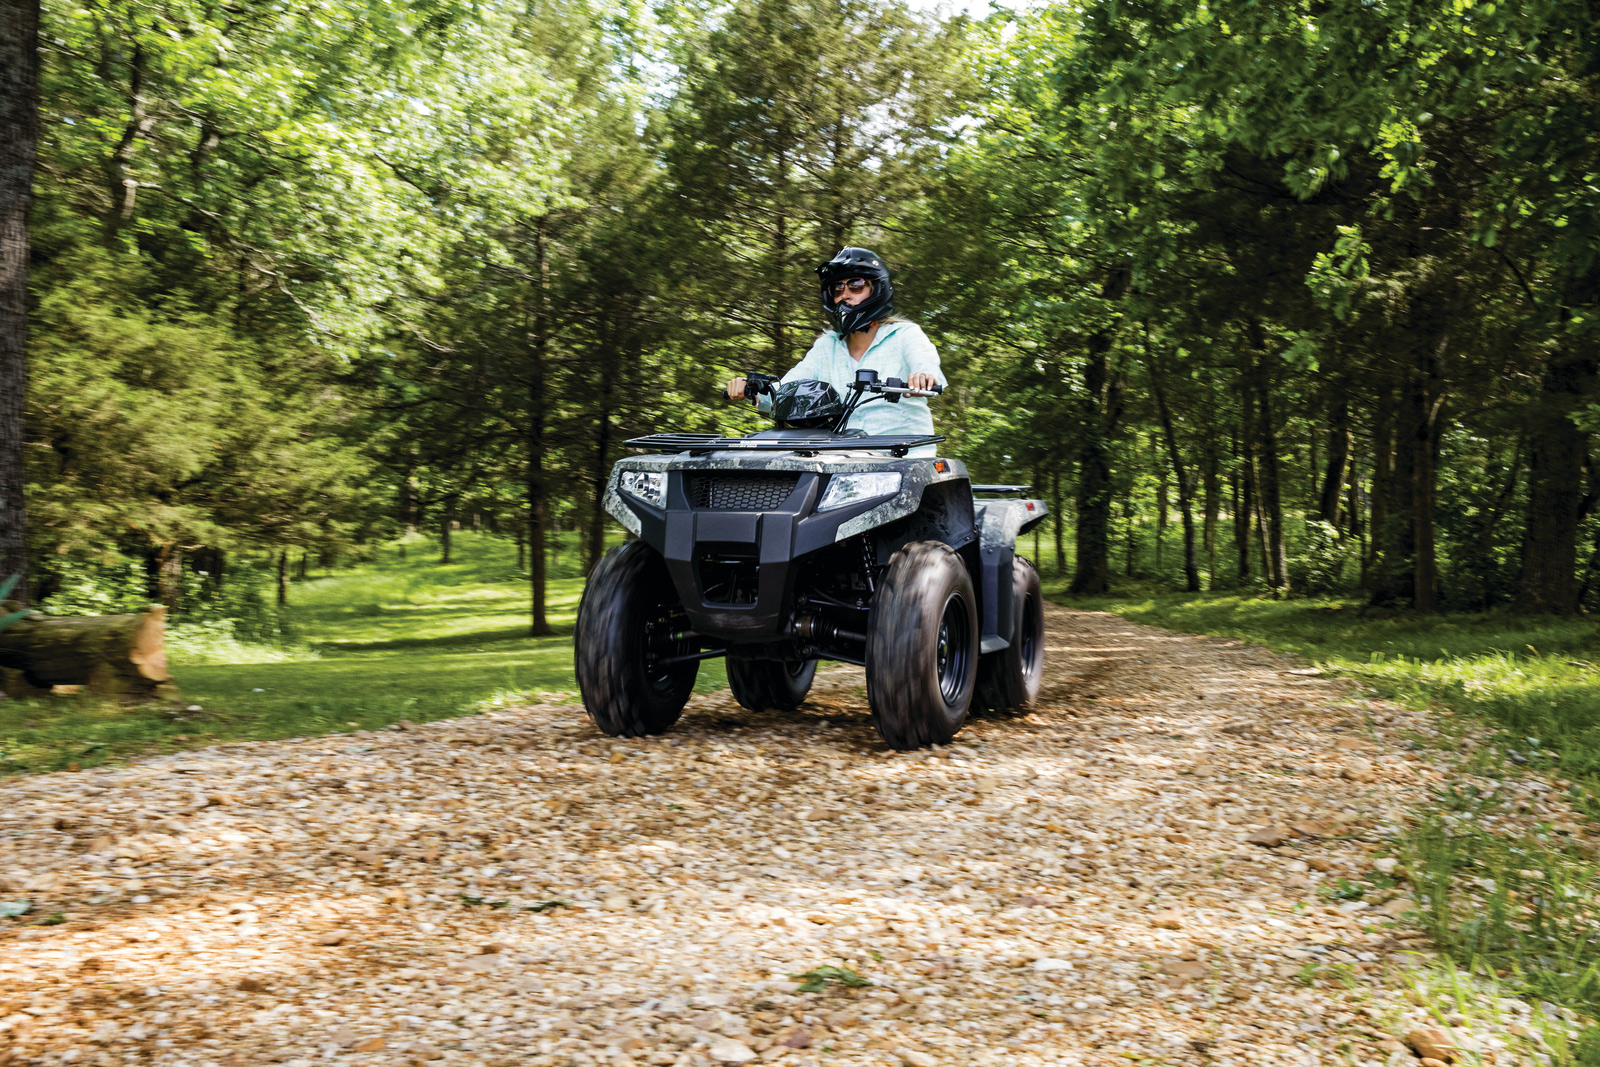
[
  {"x1": 316, "y1": 929, "x2": 351, "y2": 946},
  {"x1": 1159, "y1": 961, "x2": 1208, "y2": 981},
  {"x1": 603, "y1": 893, "x2": 631, "y2": 911},
  {"x1": 410, "y1": 1044, "x2": 445, "y2": 1062},
  {"x1": 974, "y1": 776, "x2": 1000, "y2": 793},
  {"x1": 1149, "y1": 910, "x2": 1184, "y2": 930},
  {"x1": 778, "y1": 1029, "x2": 812, "y2": 1049},
  {"x1": 1244, "y1": 826, "x2": 1291, "y2": 847},
  {"x1": 1420, "y1": 1060, "x2": 1449, "y2": 1067},
  {"x1": 900, "y1": 1051, "x2": 937, "y2": 1067},
  {"x1": 1342, "y1": 758, "x2": 1377, "y2": 783},
  {"x1": 353, "y1": 1036, "x2": 386, "y2": 1052},
  {"x1": 707, "y1": 1036, "x2": 756, "y2": 1064},
  {"x1": 1032, "y1": 957, "x2": 1072, "y2": 971},
  {"x1": 1374, "y1": 897, "x2": 1415, "y2": 917},
  {"x1": 1335, "y1": 737, "x2": 1377, "y2": 751},
  {"x1": 1406, "y1": 1026, "x2": 1458, "y2": 1061},
  {"x1": 237, "y1": 977, "x2": 267, "y2": 993},
  {"x1": 1307, "y1": 857, "x2": 1335, "y2": 872},
  {"x1": 1290, "y1": 820, "x2": 1332, "y2": 837}
]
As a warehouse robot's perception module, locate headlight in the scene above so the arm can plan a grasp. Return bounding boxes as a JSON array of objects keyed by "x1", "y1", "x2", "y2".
[
  {"x1": 619, "y1": 470, "x2": 666, "y2": 507},
  {"x1": 817, "y1": 472, "x2": 902, "y2": 512}
]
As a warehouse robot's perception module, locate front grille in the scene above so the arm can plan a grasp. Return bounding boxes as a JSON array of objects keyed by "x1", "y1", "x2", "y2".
[{"x1": 686, "y1": 473, "x2": 799, "y2": 510}]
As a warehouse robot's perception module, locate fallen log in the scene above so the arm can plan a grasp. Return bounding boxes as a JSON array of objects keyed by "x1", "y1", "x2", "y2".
[{"x1": 0, "y1": 602, "x2": 174, "y2": 700}]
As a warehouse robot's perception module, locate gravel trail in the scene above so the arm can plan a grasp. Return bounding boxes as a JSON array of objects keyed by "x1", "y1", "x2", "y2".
[{"x1": 1, "y1": 605, "x2": 1450, "y2": 1066}]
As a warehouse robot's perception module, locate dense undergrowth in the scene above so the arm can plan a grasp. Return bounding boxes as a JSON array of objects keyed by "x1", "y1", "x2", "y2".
[
  {"x1": 1072, "y1": 589, "x2": 1600, "y2": 1058},
  {"x1": 0, "y1": 532, "x2": 727, "y2": 775}
]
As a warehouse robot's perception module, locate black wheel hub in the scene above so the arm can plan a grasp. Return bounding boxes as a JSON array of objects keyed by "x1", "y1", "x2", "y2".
[{"x1": 935, "y1": 592, "x2": 971, "y2": 703}]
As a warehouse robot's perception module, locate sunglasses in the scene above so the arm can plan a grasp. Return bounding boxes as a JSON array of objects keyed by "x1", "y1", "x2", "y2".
[{"x1": 830, "y1": 278, "x2": 871, "y2": 296}]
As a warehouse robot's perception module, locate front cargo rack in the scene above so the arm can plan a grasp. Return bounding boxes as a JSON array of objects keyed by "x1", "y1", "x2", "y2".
[{"x1": 626, "y1": 433, "x2": 944, "y2": 457}]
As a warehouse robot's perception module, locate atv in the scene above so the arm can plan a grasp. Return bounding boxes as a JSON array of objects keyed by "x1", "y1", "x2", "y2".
[{"x1": 574, "y1": 369, "x2": 1050, "y2": 750}]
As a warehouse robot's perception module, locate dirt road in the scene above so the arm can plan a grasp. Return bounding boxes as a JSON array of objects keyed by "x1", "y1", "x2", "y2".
[{"x1": 1, "y1": 606, "x2": 1449, "y2": 1066}]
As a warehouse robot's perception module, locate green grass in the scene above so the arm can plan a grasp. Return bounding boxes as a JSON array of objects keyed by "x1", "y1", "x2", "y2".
[
  {"x1": 0, "y1": 532, "x2": 727, "y2": 774},
  {"x1": 1069, "y1": 588, "x2": 1600, "y2": 1051},
  {"x1": 1066, "y1": 590, "x2": 1600, "y2": 781}
]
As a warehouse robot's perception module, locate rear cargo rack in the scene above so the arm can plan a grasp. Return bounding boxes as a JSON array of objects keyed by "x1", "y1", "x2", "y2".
[
  {"x1": 972, "y1": 484, "x2": 1033, "y2": 495},
  {"x1": 626, "y1": 433, "x2": 944, "y2": 457}
]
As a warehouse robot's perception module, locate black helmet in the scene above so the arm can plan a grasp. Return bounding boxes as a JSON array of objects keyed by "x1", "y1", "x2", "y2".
[
  {"x1": 816, "y1": 247, "x2": 894, "y2": 335},
  {"x1": 772, "y1": 379, "x2": 844, "y2": 429}
]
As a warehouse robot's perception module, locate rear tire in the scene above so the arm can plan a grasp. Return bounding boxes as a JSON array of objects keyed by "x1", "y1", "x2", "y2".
[
  {"x1": 575, "y1": 540, "x2": 697, "y2": 737},
  {"x1": 727, "y1": 655, "x2": 818, "y2": 712},
  {"x1": 865, "y1": 541, "x2": 978, "y2": 749},
  {"x1": 975, "y1": 556, "x2": 1045, "y2": 715}
]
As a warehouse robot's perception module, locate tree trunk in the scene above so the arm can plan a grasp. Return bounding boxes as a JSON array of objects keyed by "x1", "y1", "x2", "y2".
[
  {"x1": 1365, "y1": 388, "x2": 1392, "y2": 593},
  {"x1": 1147, "y1": 344, "x2": 1200, "y2": 592},
  {"x1": 0, "y1": 603, "x2": 172, "y2": 699},
  {"x1": 1369, "y1": 379, "x2": 1417, "y2": 606},
  {"x1": 1050, "y1": 462, "x2": 1066, "y2": 576},
  {"x1": 584, "y1": 342, "x2": 616, "y2": 574},
  {"x1": 525, "y1": 217, "x2": 552, "y2": 636},
  {"x1": 1236, "y1": 401, "x2": 1256, "y2": 585},
  {"x1": 1249, "y1": 327, "x2": 1289, "y2": 592},
  {"x1": 1204, "y1": 441, "x2": 1221, "y2": 589},
  {"x1": 1154, "y1": 434, "x2": 1167, "y2": 574},
  {"x1": 440, "y1": 510, "x2": 453, "y2": 564},
  {"x1": 145, "y1": 543, "x2": 183, "y2": 613},
  {"x1": 1516, "y1": 345, "x2": 1599, "y2": 612},
  {"x1": 1319, "y1": 381, "x2": 1351, "y2": 527},
  {"x1": 276, "y1": 550, "x2": 288, "y2": 608},
  {"x1": 1068, "y1": 270, "x2": 1128, "y2": 595},
  {"x1": 516, "y1": 525, "x2": 526, "y2": 572},
  {"x1": 0, "y1": 0, "x2": 39, "y2": 601},
  {"x1": 1411, "y1": 340, "x2": 1445, "y2": 612}
]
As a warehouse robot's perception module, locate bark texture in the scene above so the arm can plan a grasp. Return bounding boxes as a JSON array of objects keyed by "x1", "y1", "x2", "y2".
[
  {"x1": 0, "y1": 603, "x2": 172, "y2": 699},
  {"x1": 0, "y1": 0, "x2": 39, "y2": 600},
  {"x1": 1516, "y1": 346, "x2": 1598, "y2": 613},
  {"x1": 1067, "y1": 269, "x2": 1128, "y2": 595}
]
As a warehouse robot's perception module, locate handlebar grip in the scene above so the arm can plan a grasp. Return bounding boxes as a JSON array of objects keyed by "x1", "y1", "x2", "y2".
[
  {"x1": 721, "y1": 389, "x2": 731, "y2": 401},
  {"x1": 930, "y1": 383, "x2": 944, "y2": 395}
]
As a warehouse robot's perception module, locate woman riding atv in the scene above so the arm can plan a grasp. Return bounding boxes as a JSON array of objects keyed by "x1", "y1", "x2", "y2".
[{"x1": 725, "y1": 248, "x2": 946, "y2": 446}]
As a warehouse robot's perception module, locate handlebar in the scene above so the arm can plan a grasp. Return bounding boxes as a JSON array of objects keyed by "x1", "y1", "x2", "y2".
[{"x1": 723, "y1": 375, "x2": 942, "y2": 402}]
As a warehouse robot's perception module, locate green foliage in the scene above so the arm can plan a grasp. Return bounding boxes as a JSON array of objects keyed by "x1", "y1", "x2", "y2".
[
  {"x1": 789, "y1": 965, "x2": 871, "y2": 993},
  {"x1": 1287, "y1": 521, "x2": 1353, "y2": 597},
  {"x1": 0, "y1": 533, "x2": 727, "y2": 774},
  {"x1": 0, "y1": 575, "x2": 27, "y2": 633}
]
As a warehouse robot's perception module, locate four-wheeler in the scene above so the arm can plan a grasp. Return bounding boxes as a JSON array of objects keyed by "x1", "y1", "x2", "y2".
[{"x1": 574, "y1": 370, "x2": 1049, "y2": 750}]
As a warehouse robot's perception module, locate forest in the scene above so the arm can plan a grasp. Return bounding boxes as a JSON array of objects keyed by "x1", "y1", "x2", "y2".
[{"x1": 0, "y1": 0, "x2": 1597, "y2": 628}]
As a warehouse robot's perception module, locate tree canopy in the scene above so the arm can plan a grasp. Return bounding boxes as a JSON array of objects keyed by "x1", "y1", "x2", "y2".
[{"x1": 6, "y1": 0, "x2": 1600, "y2": 620}]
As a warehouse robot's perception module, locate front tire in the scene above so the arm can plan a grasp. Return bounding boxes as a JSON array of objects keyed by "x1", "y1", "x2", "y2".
[
  {"x1": 575, "y1": 540, "x2": 697, "y2": 737},
  {"x1": 975, "y1": 556, "x2": 1045, "y2": 715},
  {"x1": 865, "y1": 541, "x2": 979, "y2": 749},
  {"x1": 727, "y1": 655, "x2": 818, "y2": 712}
]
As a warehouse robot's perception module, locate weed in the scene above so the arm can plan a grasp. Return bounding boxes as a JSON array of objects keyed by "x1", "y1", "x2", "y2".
[
  {"x1": 525, "y1": 900, "x2": 570, "y2": 914},
  {"x1": 790, "y1": 965, "x2": 872, "y2": 993}
]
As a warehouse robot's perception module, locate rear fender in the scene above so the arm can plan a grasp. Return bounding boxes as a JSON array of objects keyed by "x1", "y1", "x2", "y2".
[{"x1": 974, "y1": 499, "x2": 1049, "y2": 652}]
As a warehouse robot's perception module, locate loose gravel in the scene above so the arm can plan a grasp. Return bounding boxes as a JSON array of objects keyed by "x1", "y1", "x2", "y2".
[{"x1": 0, "y1": 606, "x2": 1488, "y2": 1065}]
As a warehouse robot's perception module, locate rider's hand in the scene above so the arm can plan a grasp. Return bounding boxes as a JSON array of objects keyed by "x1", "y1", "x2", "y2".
[
  {"x1": 908, "y1": 372, "x2": 938, "y2": 393},
  {"x1": 727, "y1": 376, "x2": 747, "y2": 400}
]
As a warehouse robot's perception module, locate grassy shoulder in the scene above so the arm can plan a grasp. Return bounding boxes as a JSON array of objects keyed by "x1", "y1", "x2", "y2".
[
  {"x1": 0, "y1": 533, "x2": 727, "y2": 774},
  {"x1": 1069, "y1": 589, "x2": 1600, "y2": 782},
  {"x1": 1069, "y1": 586, "x2": 1600, "y2": 1051}
]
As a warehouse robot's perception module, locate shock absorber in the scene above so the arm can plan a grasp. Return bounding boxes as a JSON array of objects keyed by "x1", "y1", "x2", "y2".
[{"x1": 858, "y1": 535, "x2": 877, "y2": 594}]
